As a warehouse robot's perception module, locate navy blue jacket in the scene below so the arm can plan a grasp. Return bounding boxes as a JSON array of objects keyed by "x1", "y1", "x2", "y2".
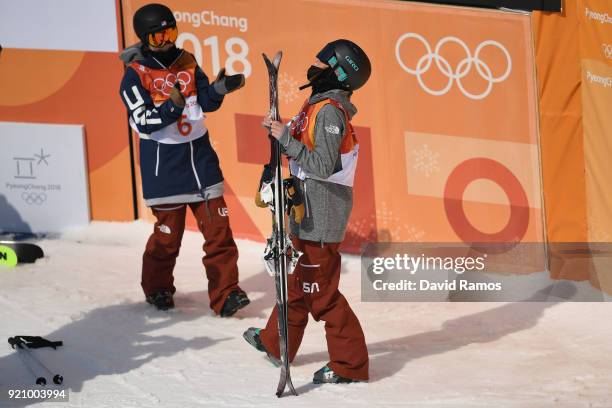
[{"x1": 119, "y1": 46, "x2": 225, "y2": 204}]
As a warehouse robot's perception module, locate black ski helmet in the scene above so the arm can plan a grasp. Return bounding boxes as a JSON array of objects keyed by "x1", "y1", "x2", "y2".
[
  {"x1": 133, "y1": 3, "x2": 176, "y2": 44},
  {"x1": 316, "y1": 39, "x2": 371, "y2": 91}
]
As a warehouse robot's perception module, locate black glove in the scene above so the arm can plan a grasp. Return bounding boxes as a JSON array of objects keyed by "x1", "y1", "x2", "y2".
[
  {"x1": 169, "y1": 81, "x2": 185, "y2": 108},
  {"x1": 213, "y1": 68, "x2": 245, "y2": 95}
]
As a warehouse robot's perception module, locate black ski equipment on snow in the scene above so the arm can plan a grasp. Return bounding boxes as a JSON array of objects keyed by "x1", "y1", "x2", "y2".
[
  {"x1": 0, "y1": 241, "x2": 44, "y2": 266},
  {"x1": 8, "y1": 336, "x2": 64, "y2": 386}
]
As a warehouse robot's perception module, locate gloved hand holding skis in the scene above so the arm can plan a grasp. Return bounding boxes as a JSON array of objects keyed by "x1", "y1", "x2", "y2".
[{"x1": 256, "y1": 112, "x2": 304, "y2": 224}]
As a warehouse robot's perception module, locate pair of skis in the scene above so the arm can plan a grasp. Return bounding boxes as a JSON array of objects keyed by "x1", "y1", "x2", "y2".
[{"x1": 261, "y1": 51, "x2": 299, "y2": 397}]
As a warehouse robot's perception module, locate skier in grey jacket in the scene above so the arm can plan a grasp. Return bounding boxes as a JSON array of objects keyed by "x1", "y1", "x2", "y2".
[
  {"x1": 244, "y1": 40, "x2": 372, "y2": 384},
  {"x1": 283, "y1": 88, "x2": 357, "y2": 244}
]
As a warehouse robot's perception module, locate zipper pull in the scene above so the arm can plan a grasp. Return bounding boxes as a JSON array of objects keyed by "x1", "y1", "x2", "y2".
[{"x1": 201, "y1": 190, "x2": 212, "y2": 219}]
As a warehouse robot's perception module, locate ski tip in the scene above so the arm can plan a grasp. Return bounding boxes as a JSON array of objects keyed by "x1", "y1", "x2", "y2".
[
  {"x1": 262, "y1": 51, "x2": 283, "y2": 71},
  {"x1": 275, "y1": 388, "x2": 298, "y2": 398},
  {"x1": 273, "y1": 51, "x2": 282, "y2": 68},
  {"x1": 262, "y1": 53, "x2": 275, "y2": 72},
  {"x1": 275, "y1": 381, "x2": 299, "y2": 397},
  {"x1": 287, "y1": 379, "x2": 298, "y2": 396}
]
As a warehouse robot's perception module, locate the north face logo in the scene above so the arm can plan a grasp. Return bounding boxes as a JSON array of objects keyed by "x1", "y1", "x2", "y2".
[
  {"x1": 218, "y1": 207, "x2": 228, "y2": 217},
  {"x1": 325, "y1": 125, "x2": 340, "y2": 135},
  {"x1": 158, "y1": 224, "x2": 171, "y2": 234}
]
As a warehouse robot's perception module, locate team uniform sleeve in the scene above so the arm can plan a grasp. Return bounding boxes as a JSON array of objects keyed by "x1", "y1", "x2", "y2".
[
  {"x1": 194, "y1": 66, "x2": 225, "y2": 112},
  {"x1": 279, "y1": 104, "x2": 345, "y2": 179},
  {"x1": 119, "y1": 67, "x2": 184, "y2": 134}
]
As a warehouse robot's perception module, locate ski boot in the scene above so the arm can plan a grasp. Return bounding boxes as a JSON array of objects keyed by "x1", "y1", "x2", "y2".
[
  {"x1": 220, "y1": 290, "x2": 250, "y2": 317},
  {"x1": 313, "y1": 365, "x2": 360, "y2": 384},
  {"x1": 145, "y1": 291, "x2": 174, "y2": 311},
  {"x1": 243, "y1": 327, "x2": 281, "y2": 367}
]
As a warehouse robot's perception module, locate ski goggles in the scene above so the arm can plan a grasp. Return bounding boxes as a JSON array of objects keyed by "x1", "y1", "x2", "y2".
[
  {"x1": 317, "y1": 44, "x2": 348, "y2": 82},
  {"x1": 147, "y1": 26, "x2": 178, "y2": 47}
]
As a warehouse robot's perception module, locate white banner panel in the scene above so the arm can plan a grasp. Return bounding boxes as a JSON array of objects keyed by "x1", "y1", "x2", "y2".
[
  {"x1": 0, "y1": 122, "x2": 90, "y2": 233},
  {"x1": 0, "y1": 0, "x2": 119, "y2": 52}
]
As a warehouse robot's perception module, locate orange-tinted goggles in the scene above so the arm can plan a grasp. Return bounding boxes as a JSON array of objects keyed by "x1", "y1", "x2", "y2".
[{"x1": 147, "y1": 26, "x2": 178, "y2": 47}]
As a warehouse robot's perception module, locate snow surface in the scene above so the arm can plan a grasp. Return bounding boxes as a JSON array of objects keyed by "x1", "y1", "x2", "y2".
[{"x1": 0, "y1": 221, "x2": 611, "y2": 407}]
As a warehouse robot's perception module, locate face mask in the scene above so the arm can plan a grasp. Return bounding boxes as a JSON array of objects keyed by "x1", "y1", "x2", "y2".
[
  {"x1": 307, "y1": 65, "x2": 326, "y2": 81},
  {"x1": 314, "y1": 68, "x2": 345, "y2": 94},
  {"x1": 300, "y1": 65, "x2": 331, "y2": 90},
  {"x1": 300, "y1": 65, "x2": 346, "y2": 94},
  {"x1": 150, "y1": 45, "x2": 180, "y2": 67}
]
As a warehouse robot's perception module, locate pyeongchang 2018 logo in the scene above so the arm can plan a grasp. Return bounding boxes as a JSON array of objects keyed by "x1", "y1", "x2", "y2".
[{"x1": 395, "y1": 33, "x2": 512, "y2": 100}]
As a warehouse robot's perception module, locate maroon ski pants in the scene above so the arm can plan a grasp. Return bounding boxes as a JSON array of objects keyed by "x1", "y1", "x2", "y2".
[
  {"x1": 259, "y1": 238, "x2": 369, "y2": 381},
  {"x1": 142, "y1": 197, "x2": 242, "y2": 314}
]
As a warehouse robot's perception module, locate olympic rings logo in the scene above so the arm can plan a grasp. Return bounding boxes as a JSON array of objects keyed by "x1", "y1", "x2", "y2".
[
  {"x1": 290, "y1": 112, "x2": 309, "y2": 134},
  {"x1": 152, "y1": 71, "x2": 191, "y2": 96},
  {"x1": 603, "y1": 43, "x2": 612, "y2": 60},
  {"x1": 21, "y1": 192, "x2": 47, "y2": 205},
  {"x1": 395, "y1": 33, "x2": 512, "y2": 100}
]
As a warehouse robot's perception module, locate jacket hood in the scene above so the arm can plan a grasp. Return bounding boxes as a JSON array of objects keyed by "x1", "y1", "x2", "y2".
[
  {"x1": 119, "y1": 43, "x2": 183, "y2": 69},
  {"x1": 309, "y1": 89, "x2": 357, "y2": 119},
  {"x1": 119, "y1": 43, "x2": 146, "y2": 65}
]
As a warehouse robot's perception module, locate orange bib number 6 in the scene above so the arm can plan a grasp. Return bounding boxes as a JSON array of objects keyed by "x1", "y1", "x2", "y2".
[{"x1": 177, "y1": 115, "x2": 192, "y2": 136}]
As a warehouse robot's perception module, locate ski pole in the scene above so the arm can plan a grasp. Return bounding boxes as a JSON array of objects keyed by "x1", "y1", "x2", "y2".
[
  {"x1": 12, "y1": 343, "x2": 47, "y2": 386},
  {"x1": 8, "y1": 336, "x2": 64, "y2": 385},
  {"x1": 23, "y1": 347, "x2": 63, "y2": 385}
]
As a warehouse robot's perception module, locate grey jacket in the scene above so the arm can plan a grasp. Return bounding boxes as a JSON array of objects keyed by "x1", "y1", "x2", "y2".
[{"x1": 279, "y1": 89, "x2": 357, "y2": 243}]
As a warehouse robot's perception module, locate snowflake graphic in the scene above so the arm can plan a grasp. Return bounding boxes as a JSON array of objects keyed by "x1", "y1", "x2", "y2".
[
  {"x1": 345, "y1": 216, "x2": 377, "y2": 247},
  {"x1": 412, "y1": 144, "x2": 440, "y2": 178},
  {"x1": 344, "y1": 201, "x2": 427, "y2": 246},
  {"x1": 405, "y1": 227, "x2": 425, "y2": 242},
  {"x1": 278, "y1": 72, "x2": 300, "y2": 104},
  {"x1": 376, "y1": 201, "x2": 425, "y2": 242}
]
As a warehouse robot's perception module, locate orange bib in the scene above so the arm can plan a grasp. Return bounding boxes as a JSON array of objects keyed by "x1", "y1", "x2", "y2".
[
  {"x1": 288, "y1": 98, "x2": 359, "y2": 187},
  {"x1": 129, "y1": 52, "x2": 198, "y2": 105},
  {"x1": 290, "y1": 99, "x2": 357, "y2": 153}
]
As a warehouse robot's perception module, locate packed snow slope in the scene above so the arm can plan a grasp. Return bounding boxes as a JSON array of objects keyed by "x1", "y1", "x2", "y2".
[{"x1": 0, "y1": 222, "x2": 610, "y2": 408}]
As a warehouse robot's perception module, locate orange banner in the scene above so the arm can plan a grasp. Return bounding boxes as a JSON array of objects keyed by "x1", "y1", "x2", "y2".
[
  {"x1": 579, "y1": 0, "x2": 612, "y2": 291},
  {"x1": 533, "y1": 1, "x2": 612, "y2": 293},
  {"x1": 579, "y1": 0, "x2": 612, "y2": 243},
  {"x1": 121, "y1": 0, "x2": 544, "y2": 253}
]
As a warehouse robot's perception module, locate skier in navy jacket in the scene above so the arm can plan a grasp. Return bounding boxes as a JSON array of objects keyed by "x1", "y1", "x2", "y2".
[{"x1": 119, "y1": 3, "x2": 249, "y2": 315}]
